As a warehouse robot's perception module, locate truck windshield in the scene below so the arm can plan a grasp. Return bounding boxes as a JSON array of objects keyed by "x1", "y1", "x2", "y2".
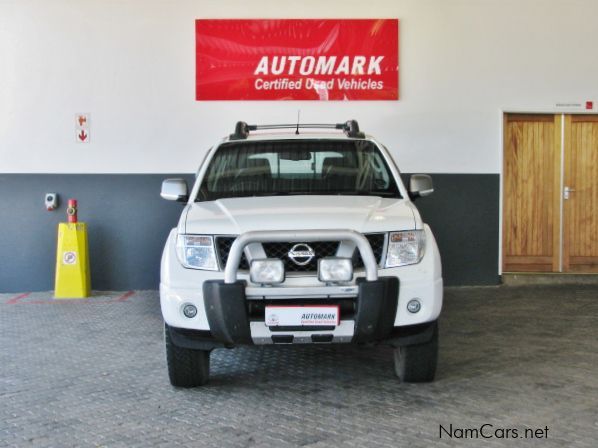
[{"x1": 196, "y1": 139, "x2": 402, "y2": 201}]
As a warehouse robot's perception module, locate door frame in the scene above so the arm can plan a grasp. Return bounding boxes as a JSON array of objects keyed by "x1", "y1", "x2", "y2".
[{"x1": 498, "y1": 108, "x2": 597, "y2": 275}]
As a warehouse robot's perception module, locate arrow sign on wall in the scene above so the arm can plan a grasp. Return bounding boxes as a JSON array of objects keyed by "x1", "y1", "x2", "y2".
[{"x1": 75, "y1": 113, "x2": 90, "y2": 143}]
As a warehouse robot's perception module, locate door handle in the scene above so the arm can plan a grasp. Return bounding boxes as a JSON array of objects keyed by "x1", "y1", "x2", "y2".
[{"x1": 564, "y1": 186, "x2": 576, "y2": 200}]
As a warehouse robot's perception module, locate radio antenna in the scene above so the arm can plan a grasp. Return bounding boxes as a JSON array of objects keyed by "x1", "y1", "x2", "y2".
[{"x1": 295, "y1": 110, "x2": 300, "y2": 135}]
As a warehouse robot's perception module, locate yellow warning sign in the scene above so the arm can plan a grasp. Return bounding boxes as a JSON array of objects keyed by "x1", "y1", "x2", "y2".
[{"x1": 54, "y1": 223, "x2": 90, "y2": 299}]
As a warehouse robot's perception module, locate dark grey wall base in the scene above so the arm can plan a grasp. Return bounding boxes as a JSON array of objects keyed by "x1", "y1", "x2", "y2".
[
  {"x1": 402, "y1": 174, "x2": 500, "y2": 286},
  {"x1": 0, "y1": 173, "x2": 499, "y2": 292},
  {"x1": 0, "y1": 174, "x2": 195, "y2": 293}
]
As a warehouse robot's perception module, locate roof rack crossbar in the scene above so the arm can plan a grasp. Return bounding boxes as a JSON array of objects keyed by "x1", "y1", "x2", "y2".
[
  {"x1": 248, "y1": 123, "x2": 344, "y2": 131},
  {"x1": 230, "y1": 120, "x2": 365, "y2": 140}
]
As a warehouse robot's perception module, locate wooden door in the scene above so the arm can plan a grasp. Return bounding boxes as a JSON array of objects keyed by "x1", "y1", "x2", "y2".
[
  {"x1": 503, "y1": 114, "x2": 561, "y2": 272},
  {"x1": 563, "y1": 115, "x2": 598, "y2": 272}
]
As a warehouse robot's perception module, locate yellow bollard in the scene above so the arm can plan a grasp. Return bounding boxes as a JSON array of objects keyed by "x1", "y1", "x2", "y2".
[{"x1": 54, "y1": 222, "x2": 91, "y2": 299}]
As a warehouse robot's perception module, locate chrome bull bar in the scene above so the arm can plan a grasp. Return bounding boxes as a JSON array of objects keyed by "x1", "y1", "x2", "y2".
[{"x1": 223, "y1": 229, "x2": 379, "y2": 284}]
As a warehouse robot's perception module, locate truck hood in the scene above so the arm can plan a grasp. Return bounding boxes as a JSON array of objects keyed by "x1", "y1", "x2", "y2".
[{"x1": 184, "y1": 195, "x2": 417, "y2": 235}]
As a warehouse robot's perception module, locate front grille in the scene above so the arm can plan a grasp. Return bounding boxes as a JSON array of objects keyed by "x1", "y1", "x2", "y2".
[
  {"x1": 353, "y1": 233, "x2": 386, "y2": 268},
  {"x1": 216, "y1": 236, "x2": 250, "y2": 270},
  {"x1": 263, "y1": 241, "x2": 339, "y2": 272},
  {"x1": 215, "y1": 233, "x2": 385, "y2": 272}
]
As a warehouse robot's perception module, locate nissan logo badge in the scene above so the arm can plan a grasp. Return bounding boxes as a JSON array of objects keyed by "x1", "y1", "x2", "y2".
[{"x1": 288, "y1": 243, "x2": 315, "y2": 266}]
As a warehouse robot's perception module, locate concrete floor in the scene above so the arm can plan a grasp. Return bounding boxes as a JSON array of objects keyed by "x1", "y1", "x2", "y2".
[{"x1": 1, "y1": 285, "x2": 597, "y2": 447}]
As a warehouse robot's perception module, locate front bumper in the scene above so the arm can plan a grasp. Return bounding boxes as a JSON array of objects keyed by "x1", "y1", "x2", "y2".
[
  {"x1": 167, "y1": 275, "x2": 440, "y2": 350},
  {"x1": 200, "y1": 276, "x2": 398, "y2": 346},
  {"x1": 161, "y1": 227, "x2": 443, "y2": 346}
]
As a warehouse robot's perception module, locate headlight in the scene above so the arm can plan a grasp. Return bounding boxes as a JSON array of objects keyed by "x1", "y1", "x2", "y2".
[
  {"x1": 176, "y1": 234, "x2": 218, "y2": 270},
  {"x1": 385, "y1": 230, "x2": 426, "y2": 267}
]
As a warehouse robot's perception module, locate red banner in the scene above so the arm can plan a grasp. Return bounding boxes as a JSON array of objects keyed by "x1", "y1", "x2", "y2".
[{"x1": 195, "y1": 19, "x2": 399, "y2": 101}]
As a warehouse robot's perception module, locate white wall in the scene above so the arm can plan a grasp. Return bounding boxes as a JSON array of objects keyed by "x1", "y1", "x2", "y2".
[{"x1": 1, "y1": 0, "x2": 598, "y2": 174}]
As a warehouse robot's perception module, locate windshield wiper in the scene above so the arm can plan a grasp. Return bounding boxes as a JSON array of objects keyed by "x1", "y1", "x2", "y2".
[
  {"x1": 334, "y1": 191, "x2": 400, "y2": 198},
  {"x1": 197, "y1": 190, "x2": 400, "y2": 201}
]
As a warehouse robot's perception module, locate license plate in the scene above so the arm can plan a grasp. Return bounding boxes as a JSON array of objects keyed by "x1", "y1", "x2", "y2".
[{"x1": 265, "y1": 305, "x2": 340, "y2": 327}]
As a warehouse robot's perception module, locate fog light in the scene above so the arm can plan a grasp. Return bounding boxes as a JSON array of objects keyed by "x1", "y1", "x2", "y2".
[
  {"x1": 318, "y1": 257, "x2": 353, "y2": 282},
  {"x1": 183, "y1": 303, "x2": 197, "y2": 318},
  {"x1": 250, "y1": 259, "x2": 285, "y2": 284},
  {"x1": 407, "y1": 299, "x2": 421, "y2": 313}
]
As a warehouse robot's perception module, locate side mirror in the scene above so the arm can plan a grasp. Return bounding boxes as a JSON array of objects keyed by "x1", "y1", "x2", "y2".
[
  {"x1": 161, "y1": 178, "x2": 189, "y2": 202},
  {"x1": 409, "y1": 174, "x2": 434, "y2": 200}
]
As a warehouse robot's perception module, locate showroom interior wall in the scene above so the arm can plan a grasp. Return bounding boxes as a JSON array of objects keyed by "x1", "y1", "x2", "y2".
[{"x1": 2, "y1": 0, "x2": 598, "y2": 292}]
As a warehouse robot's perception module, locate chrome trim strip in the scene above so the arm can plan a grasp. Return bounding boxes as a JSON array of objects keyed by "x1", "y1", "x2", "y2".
[{"x1": 246, "y1": 285, "x2": 359, "y2": 299}]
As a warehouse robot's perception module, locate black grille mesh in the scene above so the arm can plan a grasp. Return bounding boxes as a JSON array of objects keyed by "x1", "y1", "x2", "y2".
[
  {"x1": 354, "y1": 233, "x2": 386, "y2": 268},
  {"x1": 216, "y1": 233, "x2": 385, "y2": 272},
  {"x1": 216, "y1": 237, "x2": 250, "y2": 270}
]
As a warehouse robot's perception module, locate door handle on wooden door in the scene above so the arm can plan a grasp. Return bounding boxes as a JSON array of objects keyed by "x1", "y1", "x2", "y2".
[{"x1": 563, "y1": 186, "x2": 576, "y2": 200}]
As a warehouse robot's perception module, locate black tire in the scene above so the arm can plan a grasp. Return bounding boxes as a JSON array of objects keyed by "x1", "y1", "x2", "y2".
[
  {"x1": 393, "y1": 322, "x2": 438, "y2": 383},
  {"x1": 165, "y1": 324, "x2": 210, "y2": 387}
]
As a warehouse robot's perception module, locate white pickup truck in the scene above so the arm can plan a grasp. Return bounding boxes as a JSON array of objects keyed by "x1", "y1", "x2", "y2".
[{"x1": 160, "y1": 120, "x2": 443, "y2": 387}]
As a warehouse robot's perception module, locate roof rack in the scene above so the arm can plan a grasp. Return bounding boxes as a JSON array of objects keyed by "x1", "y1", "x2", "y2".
[{"x1": 229, "y1": 120, "x2": 366, "y2": 140}]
